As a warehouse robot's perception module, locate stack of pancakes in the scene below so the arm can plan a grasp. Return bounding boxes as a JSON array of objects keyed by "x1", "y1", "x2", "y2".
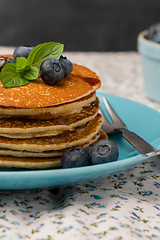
[{"x1": 0, "y1": 62, "x2": 108, "y2": 169}]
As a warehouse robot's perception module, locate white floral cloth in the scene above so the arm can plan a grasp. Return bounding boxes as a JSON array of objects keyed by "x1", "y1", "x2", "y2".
[{"x1": 0, "y1": 49, "x2": 160, "y2": 240}]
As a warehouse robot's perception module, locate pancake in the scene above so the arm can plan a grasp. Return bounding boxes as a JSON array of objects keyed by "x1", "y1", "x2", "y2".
[
  {"x1": 0, "y1": 114, "x2": 102, "y2": 152},
  {"x1": 0, "y1": 92, "x2": 97, "y2": 120},
  {"x1": 0, "y1": 98, "x2": 99, "y2": 138},
  {"x1": 0, "y1": 64, "x2": 100, "y2": 109},
  {"x1": 0, "y1": 130, "x2": 108, "y2": 169},
  {"x1": 0, "y1": 130, "x2": 106, "y2": 158}
]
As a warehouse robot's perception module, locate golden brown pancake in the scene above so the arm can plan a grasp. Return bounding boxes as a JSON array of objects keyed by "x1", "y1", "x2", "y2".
[
  {"x1": 0, "y1": 130, "x2": 108, "y2": 169},
  {"x1": 0, "y1": 64, "x2": 100, "y2": 108},
  {"x1": 0, "y1": 130, "x2": 105, "y2": 158},
  {"x1": 0, "y1": 98, "x2": 99, "y2": 138},
  {"x1": 0, "y1": 114, "x2": 102, "y2": 152},
  {"x1": 0, "y1": 92, "x2": 97, "y2": 120}
]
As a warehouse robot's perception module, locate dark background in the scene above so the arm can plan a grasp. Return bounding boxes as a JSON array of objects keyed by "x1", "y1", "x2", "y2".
[{"x1": 0, "y1": 0, "x2": 160, "y2": 51}]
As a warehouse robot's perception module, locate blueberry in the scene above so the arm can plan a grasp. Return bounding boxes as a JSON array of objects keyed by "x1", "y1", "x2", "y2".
[
  {"x1": 90, "y1": 140, "x2": 119, "y2": 165},
  {"x1": 61, "y1": 147, "x2": 90, "y2": 168},
  {"x1": 6, "y1": 57, "x2": 16, "y2": 63},
  {"x1": 0, "y1": 56, "x2": 15, "y2": 71},
  {"x1": 40, "y1": 58, "x2": 65, "y2": 85},
  {"x1": 13, "y1": 45, "x2": 33, "y2": 60},
  {"x1": 147, "y1": 23, "x2": 160, "y2": 43},
  {"x1": 59, "y1": 55, "x2": 73, "y2": 76},
  {"x1": 0, "y1": 57, "x2": 6, "y2": 71}
]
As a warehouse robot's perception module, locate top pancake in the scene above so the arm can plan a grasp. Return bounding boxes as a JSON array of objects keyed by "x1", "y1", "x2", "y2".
[{"x1": 0, "y1": 62, "x2": 101, "y2": 108}]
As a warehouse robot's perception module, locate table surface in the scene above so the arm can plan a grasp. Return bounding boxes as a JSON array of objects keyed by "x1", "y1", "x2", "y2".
[{"x1": 0, "y1": 48, "x2": 160, "y2": 240}]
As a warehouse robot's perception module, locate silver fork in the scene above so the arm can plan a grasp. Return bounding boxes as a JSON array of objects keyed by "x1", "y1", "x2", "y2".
[{"x1": 100, "y1": 96, "x2": 160, "y2": 157}]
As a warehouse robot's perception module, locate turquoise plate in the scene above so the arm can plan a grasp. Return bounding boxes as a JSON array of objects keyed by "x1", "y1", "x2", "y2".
[{"x1": 1, "y1": 92, "x2": 160, "y2": 191}]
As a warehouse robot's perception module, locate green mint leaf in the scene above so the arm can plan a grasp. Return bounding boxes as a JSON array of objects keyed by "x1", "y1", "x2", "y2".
[
  {"x1": 27, "y1": 42, "x2": 64, "y2": 69},
  {"x1": 22, "y1": 66, "x2": 39, "y2": 80},
  {"x1": 16, "y1": 57, "x2": 29, "y2": 72},
  {"x1": 0, "y1": 63, "x2": 30, "y2": 87}
]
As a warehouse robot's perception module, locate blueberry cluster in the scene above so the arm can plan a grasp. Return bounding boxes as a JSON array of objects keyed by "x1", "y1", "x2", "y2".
[
  {"x1": 61, "y1": 140, "x2": 119, "y2": 168},
  {"x1": 146, "y1": 23, "x2": 160, "y2": 43},
  {"x1": 40, "y1": 56, "x2": 73, "y2": 86}
]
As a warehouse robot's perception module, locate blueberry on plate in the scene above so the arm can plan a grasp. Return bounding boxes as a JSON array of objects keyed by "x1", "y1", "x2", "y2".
[
  {"x1": 13, "y1": 45, "x2": 33, "y2": 60},
  {"x1": 40, "y1": 58, "x2": 65, "y2": 85},
  {"x1": 61, "y1": 147, "x2": 90, "y2": 168},
  {"x1": 90, "y1": 140, "x2": 119, "y2": 165},
  {"x1": 147, "y1": 23, "x2": 160, "y2": 43},
  {"x1": 59, "y1": 55, "x2": 73, "y2": 76}
]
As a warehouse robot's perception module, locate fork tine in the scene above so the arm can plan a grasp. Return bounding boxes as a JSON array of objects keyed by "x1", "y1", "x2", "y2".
[{"x1": 102, "y1": 96, "x2": 126, "y2": 127}]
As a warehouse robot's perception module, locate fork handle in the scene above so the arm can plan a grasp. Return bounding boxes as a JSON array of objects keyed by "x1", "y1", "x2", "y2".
[{"x1": 117, "y1": 127, "x2": 155, "y2": 154}]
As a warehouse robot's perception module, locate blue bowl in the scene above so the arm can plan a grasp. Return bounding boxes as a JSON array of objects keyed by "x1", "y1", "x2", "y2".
[{"x1": 138, "y1": 30, "x2": 160, "y2": 103}]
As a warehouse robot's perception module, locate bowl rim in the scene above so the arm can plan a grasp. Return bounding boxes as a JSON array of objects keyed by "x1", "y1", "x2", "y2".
[{"x1": 138, "y1": 30, "x2": 160, "y2": 48}]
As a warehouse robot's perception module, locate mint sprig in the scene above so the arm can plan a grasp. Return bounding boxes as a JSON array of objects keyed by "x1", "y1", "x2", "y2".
[{"x1": 0, "y1": 42, "x2": 64, "y2": 88}]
